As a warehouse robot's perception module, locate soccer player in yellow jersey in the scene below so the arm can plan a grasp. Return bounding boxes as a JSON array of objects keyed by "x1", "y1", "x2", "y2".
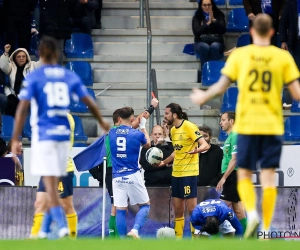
[
  {"x1": 190, "y1": 14, "x2": 300, "y2": 239},
  {"x1": 158, "y1": 103, "x2": 209, "y2": 238},
  {"x1": 30, "y1": 113, "x2": 77, "y2": 239}
]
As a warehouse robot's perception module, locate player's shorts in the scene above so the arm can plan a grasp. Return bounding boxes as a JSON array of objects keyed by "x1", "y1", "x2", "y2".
[
  {"x1": 113, "y1": 171, "x2": 149, "y2": 207},
  {"x1": 171, "y1": 176, "x2": 198, "y2": 199},
  {"x1": 37, "y1": 172, "x2": 74, "y2": 198},
  {"x1": 194, "y1": 220, "x2": 236, "y2": 236},
  {"x1": 31, "y1": 139, "x2": 70, "y2": 176},
  {"x1": 237, "y1": 135, "x2": 283, "y2": 170},
  {"x1": 220, "y1": 170, "x2": 240, "y2": 203}
]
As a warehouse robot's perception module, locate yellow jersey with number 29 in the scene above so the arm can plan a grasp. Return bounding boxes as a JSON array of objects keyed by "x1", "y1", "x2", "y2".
[{"x1": 222, "y1": 45, "x2": 299, "y2": 135}]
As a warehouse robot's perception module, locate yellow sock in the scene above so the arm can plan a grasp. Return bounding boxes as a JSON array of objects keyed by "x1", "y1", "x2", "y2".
[
  {"x1": 237, "y1": 178, "x2": 256, "y2": 213},
  {"x1": 190, "y1": 222, "x2": 195, "y2": 239},
  {"x1": 262, "y1": 187, "x2": 277, "y2": 231},
  {"x1": 30, "y1": 213, "x2": 44, "y2": 237},
  {"x1": 174, "y1": 217, "x2": 184, "y2": 238},
  {"x1": 66, "y1": 213, "x2": 78, "y2": 238}
]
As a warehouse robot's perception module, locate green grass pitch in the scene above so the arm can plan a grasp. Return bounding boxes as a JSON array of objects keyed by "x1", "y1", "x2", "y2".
[{"x1": 0, "y1": 238, "x2": 299, "y2": 250}]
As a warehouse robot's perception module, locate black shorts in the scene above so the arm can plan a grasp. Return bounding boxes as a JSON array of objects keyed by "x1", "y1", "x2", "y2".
[
  {"x1": 37, "y1": 172, "x2": 74, "y2": 199},
  {"x1": 220, "y1": 170, "x2": 240, "y2": 203},
  {"x1": 237, "y1": 135, "x2": 283, "y2": 171},
  {"x1": 171, "y1": 176, "x2": 198, "y2": 199}
]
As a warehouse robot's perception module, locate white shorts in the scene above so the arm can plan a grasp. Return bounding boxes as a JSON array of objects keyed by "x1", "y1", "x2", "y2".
[
  {"x1": 113, "y1": 171, "x2": 150, "y2": 207},
  {"x1": 31, "y1": 140, "x2": 70, "y2": 176},
  {"x1": 194, "y1": 220, "x2": 236, "y2": 236}
]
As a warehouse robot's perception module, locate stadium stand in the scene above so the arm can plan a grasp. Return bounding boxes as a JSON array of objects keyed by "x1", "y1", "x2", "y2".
[
  {"x1": 284, "y1": 116, "x2": 300, "y2": 141},
  {"x1": 29, "y1": 33, "x2": 39, "y2": 57},
  {"x1": 73, "y1": 115, "x2": 88, "y2": 141},
  {"x1": 220, "y1": 87, "x2": 238, "y2": 112},
  {"x1": 23, "y1": 116, "x2": 32, "y2": 141},
  {"x1": 291, "y1": 101, "x2": 300, "y2": 113},
  {"x1": 236, "y1": 33, "x2": 250, "y2": 47},
  {"x1": 201, "y1": 61, "x2": 225, "y2": 86},
  {"x1": 65, "y1": 61, "x2": 93, "y2": 86},
  {"x1": 64, "y1": 33, "x2": 94, "y2": 58},
  {"x1": 226, "y1": 8, "x2": 249, "y2": 32},
  {"x1": 1, "y1": 115, "x2": 14, "y2": 141},
  {"x1": 70, "y1": 88, "x2": 96, "y2": 113},
  {"x1": 218, "y1": 129, "x2": 228, "y2": 141},
  {"x1": 228, "y1": 0, "x2": 243, "y2": 5}
]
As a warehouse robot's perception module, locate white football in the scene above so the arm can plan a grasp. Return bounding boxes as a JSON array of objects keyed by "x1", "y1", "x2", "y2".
[
  {"x1": 156, "y1": 227, "x2": 176, "y2": 239},
  {"x1": 146, "y1": 147, "x2": 163, "y2": 165}
]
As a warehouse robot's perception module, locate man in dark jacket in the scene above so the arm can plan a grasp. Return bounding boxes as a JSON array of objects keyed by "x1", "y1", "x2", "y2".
[
  {"x1": 198, "y1": 126, "x2": 223, "y2": 186},
  {"x1": 243, "y1": 0, "x2": 285, "y2": 46},
  {"x1": 70, "y1": 0, "x2": 99, "y2": 35}
]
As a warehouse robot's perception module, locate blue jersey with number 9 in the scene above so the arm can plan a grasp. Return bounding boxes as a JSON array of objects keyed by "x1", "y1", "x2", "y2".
[
  {"x1": 19, "y1": 64, "x2": 89, "y2": 141},
  {"x1": 109, "y1": 125, "x2": 147, "y2": 178}
]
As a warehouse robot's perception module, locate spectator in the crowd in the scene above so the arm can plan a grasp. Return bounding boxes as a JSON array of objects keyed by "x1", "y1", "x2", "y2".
[
  {"x1": 243, "y1": 0, "x2": 285, "y2": 46},
  {"x1": 39, "y1": 0, "x2": 76, "y2": 64},
  {"x1": 0, "y1": 44, "x2": 40, "y2": 117},
  {"x1": 70, "y1": 0, "x2": 99, "y2": 35},
  {"x1": 95, "y1": 0, "x2": 102, "y2": 29},
  {"x1": 0, "y1": 69, "x2": 7, "y2": 133},
  {"x1": 192, "y1": 0, "x2": 226, "y2": 72},
  {"x1": 139, "y1": 125, "x2": 174, "y2": 187},
  {"x1": 2, "y1": 0, "x2": 38, "y2": 53},
  {"x1": 198, "y1": 125, "x2": 223, "y2": 186}
]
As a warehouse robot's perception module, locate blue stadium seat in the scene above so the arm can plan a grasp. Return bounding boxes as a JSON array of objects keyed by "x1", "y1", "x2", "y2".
[
  {"x1": 227, "y1": 8, "x2": 249, "y2": 32},
  {"x1": 30, "y1": 33, "x2": 39, "y2": 57},
  {"x1": 72, "y1": 115, "x2": 88, "y2": 141},
  {"x1": 221, "y1": 87, "x2": 238, "y2": 112},
  {"x1": 284, "y1": 116, "x2": 300, "y2": 141},
  {"x1": 65, "y1": 61, "x2": 93, "y2": 86},
  {"x1": 228, "y1": 0, "x2": 243, "y2": 5},
  {"x1": 1, "y1": 115, "x2": 14, "y2": 141},
  {"x1": 182, "y1": 43, "x2": 195, "y2": 56},
  {"x1": 64, "y1": 33, "x2": 94, "y2": 58},
  {"x1": 73, "y1": 142, "x2": 88, "y2": 147},
  {"x1": 201, "y1": 61, "x2": 225, "y2": 86},
  {"x1": 23, "y1": 116, "x2": 32, "y2": 141},
  {"x1": 197, "y1": 0, "x2": 225, "y2": 5},
  {"x1": 291, "y1": 101, "x2": 300, "y2": 112},
  {"x1": 70, "y1": 88, "x2": 96, "y2": 113},
  {"x1": 236, "y1": 33, "x2": 251, "y2": 47},
  {"x1": 218, "y1": 129, "x2": 228, "y2": 141}
]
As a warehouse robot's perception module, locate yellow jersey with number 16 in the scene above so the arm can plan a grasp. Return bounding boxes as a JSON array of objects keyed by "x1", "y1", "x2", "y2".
[{"x1": 222, "y1": 45, "x2": 299, "y2": 135}]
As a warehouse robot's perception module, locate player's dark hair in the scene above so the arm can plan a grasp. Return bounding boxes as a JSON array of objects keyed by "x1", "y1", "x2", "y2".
[
  {"x1": 112, "y1": 109, "x2": 121, "y2": 124},
  {"x1": 38, "y1": 36, "x2": 59, "y2": 63},
  {"x1": 199, "y1": 125, "x2": 212, "y2": 137},
  {"x1": 0, "y1": 138, "x2": 7, "y2": 157},
  {"x1": 253, "y1": 14, "x2": 273, "y2": 37},
  {"x1": 118, "y1": 107, "x2": 134, "y2": 119},
  {"x1": 166, "y1": 103, "x2": 188, "y2": 120},
  {"x1": 223, "y1": 111, "x2": 235, "y2": 121},
  {"x1": 201, "y1": 216, "x2": 220, "y2": 235}
]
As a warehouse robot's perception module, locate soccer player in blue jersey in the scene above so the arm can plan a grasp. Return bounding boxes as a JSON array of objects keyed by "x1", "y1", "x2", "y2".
[
  {"x1": 190, "y1": 199, "x2": 243, "y2": 237},
  {"x1": 10, "y1": 36, "x2": 110, "y2": 239},
  {"x1": 109, "y1": 106, "x2": 151, "y2": 239}
]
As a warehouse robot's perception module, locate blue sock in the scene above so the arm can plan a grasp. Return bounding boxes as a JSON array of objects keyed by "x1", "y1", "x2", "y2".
[
  {"x1": 49, "y1": 206, "x2": 67, "y2": 229},
  {"x1": 133, "y1": 205, "x2": 150, "y2": 232},
  {"x1": 41, "y1": 212, "x2": 52, "y2": 233},
  {"x1": 116, "y1": 209, "x2": 127, "y2": 238}
]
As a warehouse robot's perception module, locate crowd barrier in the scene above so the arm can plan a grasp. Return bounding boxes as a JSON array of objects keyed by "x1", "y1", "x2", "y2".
[{"x1": 0, "y1": 187, "x2": 299, "y2": 239}]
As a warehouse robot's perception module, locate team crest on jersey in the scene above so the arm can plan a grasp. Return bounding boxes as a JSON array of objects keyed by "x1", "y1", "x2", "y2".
[
  {"x1": 179, "y1": 135, "x2": 182, "y2": 141},
  {"x1": 174, "y1": 144, "x2": 183, "y2": 150}
]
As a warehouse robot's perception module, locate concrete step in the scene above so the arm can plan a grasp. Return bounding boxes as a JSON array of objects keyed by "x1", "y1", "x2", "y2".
[
  {"x1": 101, "y1": 16, "x2": 192, "y2": 29},
  {"x1": 93, "y1": 69, "x2": 197, "y2": 83},
  {"x1": 94, "y1": 41, "x2": 187, "y2": 56}
]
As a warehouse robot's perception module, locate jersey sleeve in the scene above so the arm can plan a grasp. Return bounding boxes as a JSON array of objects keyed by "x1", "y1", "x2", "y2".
[
  {"x1": 190, "y1": 209, "x2": 202, "y2": 230},
  {"x1": 283, "y1": 52, "x2": 300, "y2": 85},
  {"x1": 18, "y1": 77, "x2": 35, "y2": 101},
  {"x1": 139, "y1": 131, "x2": 147, "y2": 146},
  {"x1": 187, "y1": 122, "x2": 203, "y2": 142},
  {"x1": 231, "y1": 132, "x2": 237, "y2": 154},
  {"x1": 221, "y1": 50, "x2": 239, "y2": 82},
  {"x1": 226, "y1": 210, "x2": 243, "y2": 237}
]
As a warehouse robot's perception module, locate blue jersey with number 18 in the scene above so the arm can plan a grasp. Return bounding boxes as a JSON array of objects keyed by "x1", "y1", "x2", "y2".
[
  {"x1": 109, "y1": 125, "x2": 147, "y2": 178},
  {"x1": 18, "y1": 64, "x2": 89, "y2": 141}
]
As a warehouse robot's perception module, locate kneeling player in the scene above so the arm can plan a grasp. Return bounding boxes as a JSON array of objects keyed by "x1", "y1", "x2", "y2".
[{"x1": 190, "y1": 199, "x2": 243, "y2": 237}]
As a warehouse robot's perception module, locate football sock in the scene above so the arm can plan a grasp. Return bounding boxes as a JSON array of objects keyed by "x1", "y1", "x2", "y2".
[
  {"x1": 174, "y1": 217, "x2": 184, "y2": 238},
  {"x1": 237, "y1": 178, "x2": 256, "y2": 213},
  {"x1": 262, "y1": 187, "x2": 277, "y2": 231},
  {"x1": 30, "y1": 213, "x2": 44, "y2": 236},
  {"x1": 239, "y1": 217, "x2": 248, "y2": 234},
  {"x1": 49, "y1": 206, "x2": 67, "y2": 229},
  {"x1": 41, "y1": 212, "x2": 52, "y2": 233},
  {"x1": 66, "y1": 213, "x2": 78, "y2": 238},
  {"x1": 109, "y1": 215, "x2": 116, "y2": 238},
  {"x1": 190, "y1": 222, "x2": 195, "y2": 238},
  {"x1": 133, "y1": 205, "x2": 150, "y2": 233},
  {"x1": 116, "y1": 209, "x2": 127, "y2": 238}
]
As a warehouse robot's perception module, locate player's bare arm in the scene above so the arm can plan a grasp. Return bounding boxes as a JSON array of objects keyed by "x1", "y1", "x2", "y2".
[
  {"x1": 187, "y1": 137, "x2": 209, "y2": 154},
  {"x1": 287, "y1": 80, "x2": 300, "y2": 101},
  {"x1": 81, "y1": 96, "x2": 110, "y2": 132},
  {"x1": 216, "y1": 153, "x2": 237, "y2": 191},
  {"x1": 190, "y1": 75, "x2": 231, "y2": 105},
  {"x1": 11, "y1": 100, "x2": 30, "y2": 155}
]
